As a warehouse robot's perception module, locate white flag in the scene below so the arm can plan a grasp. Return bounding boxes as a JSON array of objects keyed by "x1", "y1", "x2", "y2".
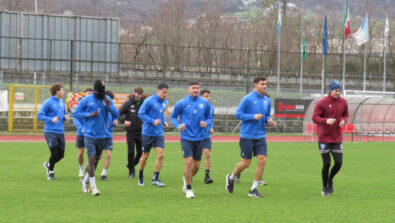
[
  {"x1": 384, "y1": 16, "x2": 389, "y2": 38},
  {"x1": 353, "y1": 15, "x2": 369, "y2": 46}
]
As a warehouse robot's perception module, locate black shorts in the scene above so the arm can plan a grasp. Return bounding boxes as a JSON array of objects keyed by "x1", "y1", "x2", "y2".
[{"x1": 318, "y1": 142, "x2": 343, "y2": 154}]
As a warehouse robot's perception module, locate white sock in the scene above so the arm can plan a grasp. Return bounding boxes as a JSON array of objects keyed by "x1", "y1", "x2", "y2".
[
  {"x1": 251, "y1": 181, "x2": 259, "y2": 190},
  {"x1": 79, "y1": 165, "x2": 84, "y2": 171},
  {"x1": 101, "y1": 168, "x2": 107, "y2": 176},
  {"x1": 84, "y1": 173, "x2": 90, "y2": 183},
  {"x1": 89, "y1": 177, "x2": 96, "y2": 188},
  {"x1": 49, "y1": 170, "x2": 54, "y2": 174},
  {"x1": 229, "y1": 174, "x2": 235, "y2": 180}
]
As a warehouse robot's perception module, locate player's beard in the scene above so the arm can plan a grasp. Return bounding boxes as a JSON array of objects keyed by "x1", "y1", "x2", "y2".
[{"x1": 94, "y1": 80, "x2": 105, "y2": 100}]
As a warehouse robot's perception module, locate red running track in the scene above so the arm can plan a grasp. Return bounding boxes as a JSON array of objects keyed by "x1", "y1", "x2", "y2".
[{"x1": 0, "y1": 134, "x2": 394, "y2": 143}]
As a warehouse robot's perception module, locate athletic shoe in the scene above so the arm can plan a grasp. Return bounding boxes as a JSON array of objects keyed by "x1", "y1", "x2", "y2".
[
  {"x1": 152, "y1": 180, "x2": 166, "y2": 187},
  {"x1": 81, "y1": 178, "x2": 89, "y2": 193},
  {"x1": 185, "y1": 189, "x2": 194, "y2": 199},
  {"x1": 128, "y1": 172, "x2": 135, "y2": 179},
  {"x1": 47, "y1": 173, "x2": 56, "y2": 181},
  {"x1": 328, "y1": 180, "x2": 334, "y2": 194},
  {"x1": 182, "y1": 176, "x2": 187, "y2": 193},
  {"x1": 258, "y1": 179, "x2": 267, "y2": 186},
  {"x1": 43, "y1": 162, "x2": 49, "y2": 177},
  {"x1": 138, "y1": 177, "x2": 144, "y2": 186},
  {"x1": 248, "y1": 188, "x2": 263, "y2": 198},
  {"x1": 235, "y1": 174, "x2": 241, "y2": 183},
  {"x1": 100, "y1": 175, "x2": 109, "y2": 181},
  {"x1": 225, "y1": 174, "x2": 234, "y2": 194},
  {"x1": 91, "y1": 186, "x2": 100, "y2": 196},
  {"x1": 204, "y1": 175, "x2": 213, "y2": 184},
  {"x1": 78, "y1": 169, "x2": 84, "y2": 178},
  {"x1": 321, "y1": 187, "x2": 331, "y2": 197}
]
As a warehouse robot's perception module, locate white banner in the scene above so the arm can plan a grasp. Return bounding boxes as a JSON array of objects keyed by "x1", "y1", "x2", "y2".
[{"x1": 0, "y1": 90, "x2": 8, "y2": 111}]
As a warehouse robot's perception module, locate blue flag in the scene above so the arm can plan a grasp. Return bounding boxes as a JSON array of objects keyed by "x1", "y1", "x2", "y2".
[
  {"x1": 277, "y1": 8, "x2": 282, "y2": 36},
  {"x1": 323, "y1": 15, "x2": 328, "y2": 56}
]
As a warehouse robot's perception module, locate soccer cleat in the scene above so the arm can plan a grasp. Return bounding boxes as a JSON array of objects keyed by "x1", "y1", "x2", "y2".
[
  {"x1": 235, "y1": 174, "x2": 241, "y2": 183},
  {"x1": 91, "y1": 186, "x2": 100, "y2": 196},
  {"x1": 138, "y1": 177, "x2": 144, "y2": 186},
  {"x1": 182, "y1": 176, "x2": 187, "y2": 193},
  {"x1": 81, "y1": 178, "x2": 89, "y2": 193},
  {"x1": 43, "y1": 161, "x2": 50, "y2": 177},
  {"x1": 100, "y1": 175, "x2": 109, "y2": 181},
  {"x1": 225, "y1": 174, "x2": 234, "y2": 194},
  {"x1": 47, "y1": 173, "x2": 56, "y2": 181},
  {"x1": 185, "y1": 189, "x2": 194, "y2": 199},
  {"x1": 78, "y1": 169, "x2": 84, "y2": 178},
  {"x1": 328, "y1": 180, "x2": 334, "y2": 194},
  {"x1": 152, "y1": 180, "x2": 166, "y2": 187},
  {"x1": 258, "y1": 179, "x2": 267, "y2": 186},
  {"x1": 321, "y1": 187, "x2": 331, "y2": 197},
  {"x1": 204, "y1": 175, "x2": 213, "y2": 184},
  {"x1": 248, "y1": 188, "x2": 263, "y2": 198}
]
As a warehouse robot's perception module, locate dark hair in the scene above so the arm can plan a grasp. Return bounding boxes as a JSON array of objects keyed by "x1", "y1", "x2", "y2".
[
  {"x1": 189, "y1": 81, "x2": 199, "y2": 86},
  {"x1": 253, "y1": 76, "x2": 266, "y2": 84},
  {"x1": 50, "y1": 83, "x2": 64, "y2": 96},
  {"x1": 134, "y1": 86, "x2": 143, "y2": 94},
  {"x1": 85, "y1": 88, "x2": 94, "y2": 93},
  {"x1": 200, "y1": 89, "x2": 210, "y2": 95},
  {"x1": 157, "y1": 83, "x2": 169, "y2": 90},
  {"x1": 105, "y1": 90, "x2": 114, "y2": 99}
]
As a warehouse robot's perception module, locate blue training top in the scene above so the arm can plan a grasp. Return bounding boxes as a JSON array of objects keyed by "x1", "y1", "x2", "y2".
[
  {"x1": 37, "y1": 96, "x2": 66, "y2": 134},
  {"x1": 171, "y1": 94, "x2": 213, "y2": 141},
  {"x1": 138, "y1": 94, "x2": 167, "y2": 137},
  {"x1": 235, "y1": 91, "x2": 271, "y2": 139},
  {"x1": 72, "y1": 94, "x2": 119, "y2": 139},
  {"x1": 202, "y1": 103, "x2": 214, "y2": 139},
  {"x1": 105, "y1": 112, "x2": 117, "y2": 138}
]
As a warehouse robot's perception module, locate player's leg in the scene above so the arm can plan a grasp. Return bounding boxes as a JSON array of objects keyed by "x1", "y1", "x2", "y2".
[
  {"x1": 319, "y1": 142, "x2": 331, "y2": 196},
  {"x1": 126, "y1": 132, "x2": 136, "y2": 178},
  {"x1": 248, "y1": 138, "x2": 267, "y2": 197},
  {"x1": 101, "y1": 138, "x2": 113, "y2": 181},
  {"x1": 181, "y1": 139, "x2": 194, "y2": 198},
  {"x1": 134, "y1": 135, "x2": 143, "y2": 170},
  {"x1": 328, "y1": 143, "x2": 343, "y2": 194},
  {"x1": 203, "y1": 138, "x2": 213, "y2": 184},
  {"x1": 76, "y1": 135, "x2": 85, "y2": 177},
  {"x1": 152, "y1": 147, "x2": 165, "y2": 186}
]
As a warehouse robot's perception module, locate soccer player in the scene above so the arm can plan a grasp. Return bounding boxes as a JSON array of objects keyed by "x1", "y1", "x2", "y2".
[
  {"x1": 137, "y1": 83, "x2": 169, "y2": 187},
  {"x1": 100, "y1": 90, "x2": 119, "y2": 181},
  {"x1": 171, "y1": 82, "x2": 213, "y2": 199},
  {"x1": 73, "y1": 80, "x2": 119, "y2": 196},
  {"x1": 200, "y1": 89, "x2": 214, "y2": 184},
  {"x1": 225, "y1": 76, "x2": 277, "y2": 198},
  {"x1": 119, "y1": 86, "x2": 145, "y2": 178},
  {"x1": 312, "y1": 80, "x2": 348, "y2": 197},
  {"x1": 38, "y1": 83, "x2": 69, "y2": 180},
  {"x1": 73, "y1": 88, "x2": 93, "y2": 177}
]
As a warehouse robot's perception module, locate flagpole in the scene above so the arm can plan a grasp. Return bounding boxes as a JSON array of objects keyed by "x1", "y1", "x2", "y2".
[
  {"x1": 363, "y1": 42, "x2": 367, "y2": 92},
  {"x1": 300, "y1": 5, "x2": 304, "y2": 95},
  {"x1": 342, "y1": 0, "x2": 346, "y2": 91},
  {"x1": 277, "y1": 8, "x2": 281, "y2": 94},
  {"x1": 383, "y1": 16, "x2": 388, "y2": 92}
]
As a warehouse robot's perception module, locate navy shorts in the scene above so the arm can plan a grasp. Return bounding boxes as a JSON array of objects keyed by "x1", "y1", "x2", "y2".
[
  {"x1": 84, "y1": 137, "x2": 107, "y2": 157},
  {"x1": 104, "y1": 138, "x2": 113, "y2": 151},
  {"x1": 201, "y1": 138, "x2": 212, "y2": 150},
  {"x1": 239, "y1": 137, "x2": 267, "y2": 159},
  {"x1": 181, "y1": 139, "x2": 204, "y2": 161},
  {"x1": 44, "y1": 132, "x2": 65, "y2": 151},
  {"x1": 318, "y1": 142, "x2": 343, "y2": 154},
  {"x1": 142, "y1": 135, "x2": 165, "y2": 153},
  {"x1": 76, "y1": 135, "x2": 85, "y2": 148}
]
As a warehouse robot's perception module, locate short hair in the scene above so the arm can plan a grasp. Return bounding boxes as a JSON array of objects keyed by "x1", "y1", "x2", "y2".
[
  {"x1": 134, "y1": 86, "x2": 143, "y2": 94},
  {"x1": 105, "y1": 90, "x2": 114, "y2": 99},
  {"x1": 200, "y1": 89, "x2": 210, "y2": 96},
  {"x1": 157, "y1": 83, "x2": 169, "y2": 90},
  {"x1": 189, "y1": 81, "x2": 199, "y2": 86},
  {"x1": 50, "y1": 83, "x2": 64, "y2": 96},
  {"x1": 253, "y1": 76, "x2": 266, "y2": 84},
  {"x1": 85, "y1": 88, "x2": 94, "y2": 93}
]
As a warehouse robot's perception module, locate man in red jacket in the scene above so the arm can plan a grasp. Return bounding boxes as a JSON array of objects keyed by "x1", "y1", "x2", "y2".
[{"x1": 312, "y1": 80, "x2": 349, "y2": 197}]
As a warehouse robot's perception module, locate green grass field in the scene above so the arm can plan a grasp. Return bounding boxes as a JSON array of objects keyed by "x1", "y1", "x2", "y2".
[{"x1": 0, "y1": 142, "x2": 394, "y2": 223}]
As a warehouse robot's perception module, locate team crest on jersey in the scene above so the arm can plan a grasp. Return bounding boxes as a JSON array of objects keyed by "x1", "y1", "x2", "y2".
[
  {"x1": 320, "y1": 144, "x2": 326, "y2": 150},
  {"x1": 199, "y1": 104, "x2": 204, "y2": 109},
  {"x1": 160, "y1": 109, "x2": 163, "y2": 112},
  {"x1": 329, "y1": 104, "x2": 332, "y2": 108},
  {"x1": 194, "y1": 110, "x2": 197, "y2": 114},
  {"x1": 162, "y1": 103, "x2": 166, "y2": 108},
  {"x1": 131, "y1": 105, "x2": 135, "y2": 108},
  {"x1": 264, "y1": 100, "x2": 268, "y2": 105}
]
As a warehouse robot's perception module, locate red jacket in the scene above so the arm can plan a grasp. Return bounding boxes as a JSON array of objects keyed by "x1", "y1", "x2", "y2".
[{"x1": 312, "y1": 93, "x2": 349, "y2": 143}]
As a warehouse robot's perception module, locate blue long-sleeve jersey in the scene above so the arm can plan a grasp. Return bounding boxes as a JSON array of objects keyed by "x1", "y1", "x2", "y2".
[
  {"x1": 203, "y1": 103, "x2": 214, "y2": 139},
  {"x1": 73, "y1": 117, "x2": 84, "y2": 136},
  {"x1": 138, "y1": 94, "x2": 167, "y2": 137},
  {"x1": 72, "y1": 94, "x2": 119, "y2": 139},
  {"x1": 171, "y1": 94, "x2": 213, "y2": 141},
  {"x1": 105, "y1": 113, "x2": 117, "y2": 138},
  {"x1": 235, "y1": 91, "x2": 271, "y2": 139},
  {"x1": 37, "y1": 96, "x2": 66, "y2": 134}
]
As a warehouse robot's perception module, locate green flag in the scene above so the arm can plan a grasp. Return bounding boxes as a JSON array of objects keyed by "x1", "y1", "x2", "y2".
[{"x1": 302, "y1": 34, "x2": 307, "y2": 62}]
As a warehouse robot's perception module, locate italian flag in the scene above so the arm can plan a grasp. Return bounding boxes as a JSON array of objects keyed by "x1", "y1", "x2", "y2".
[{"x1": 344, "y1": 0, "x2": 351, "y2": 40}]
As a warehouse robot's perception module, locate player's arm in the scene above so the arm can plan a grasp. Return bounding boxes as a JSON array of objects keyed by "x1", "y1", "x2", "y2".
[
  {"x1": 312, "y1": 102, "x2": 328, "y2": 124},
  {"x1": 202, "y1": 102, "x2": 213, "y2": 127},
  {"x1": 138, "y1": 100, "x2": 155, "y2": 125},
  {"x1": 118, "y1": 100, "x2": 129, "y2": 123},
  {"x1": 170, "y1": 102, "x2": 182, "y2": 129},
  {"x1": 235, "y1": 98, "x2": 255, "y2": 121},
  {"x1": 72, "y1": 98, "x2": 92, "y2": 119},
  {"x1": 106, "y1": 96, "x2": 120, "y2": 119},
  {"x1": 37, "y1": 101, "x2": 53, "y2": 122}
]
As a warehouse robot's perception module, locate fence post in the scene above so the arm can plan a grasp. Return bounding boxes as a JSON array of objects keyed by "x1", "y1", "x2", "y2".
[
  {"x1": 246, "y1": 50, "x2": 251, "y2": 94},
  {"x1": 0, "y1": 71, "x2": 3, "y2": 89},
  {"x1": 91, "y1": 41, "x2": 94, "y2": 80},
  {"x1": 162, "y1": 45, "x2": 167, "y2": 81},
  {"x1": 70, "y1": 40, "x2": 74, "y2": 91}
]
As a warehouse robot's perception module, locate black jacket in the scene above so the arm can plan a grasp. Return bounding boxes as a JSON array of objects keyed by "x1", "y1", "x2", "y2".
[{"x1": 119, "y1": 95, "x2": 145, "y2": 133}]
